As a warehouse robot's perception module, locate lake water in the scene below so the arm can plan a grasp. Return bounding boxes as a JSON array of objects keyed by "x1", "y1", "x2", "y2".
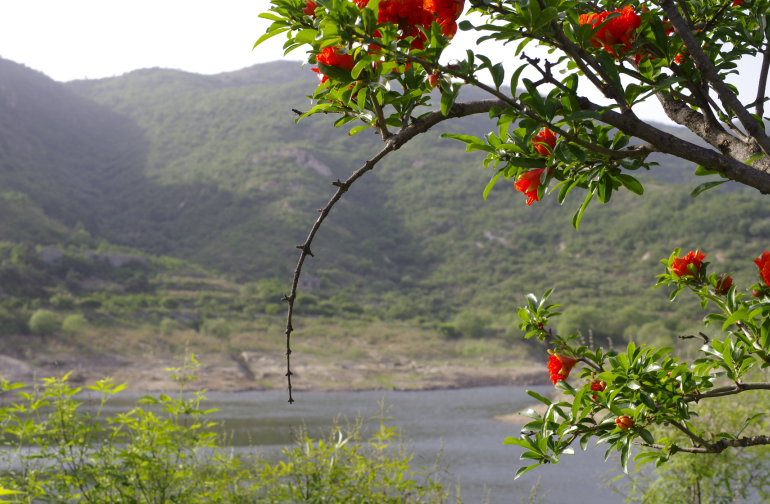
[{"x1": 93, "y1": 386, "x2": 624, "y2": 504}]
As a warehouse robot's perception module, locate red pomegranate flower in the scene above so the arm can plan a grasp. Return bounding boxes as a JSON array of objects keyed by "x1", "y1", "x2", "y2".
[
  {"x1": 532, "y1": 128, "x2": 557, "y2": 156},
  {"x1": 579, "y1": 6, "x2": 640, "y2": 57},
  {"x1": 616, "y1": 415, "x2": 634, "y2": 430},
  {"x1": 515, "y1": 168, "x2": 546, "y2": 206},
  {"x1": 311, "y1": 47, "x2": 355, "y2": 85},
  {"x1": 378, "y1": 0, "x2": 435, "y2": 49},
  {"x1": 733, "y1": 0, "x2": 744, "y2": 6},
  {"x1": 311, "y1": 67, "x2": 329, "y2": 85},
  {"x1": 715, "y1": 274, "x2": 733, "y2": 295},
  {"x1": 303, "y1": 0, "x2": 317, "y2": 17},
  {"x1": 424, "y1": 0, "x2": 465, "y2": 37},
  {"x1": 316, "y1": 46, "x2": 356, "y2": 70},
  {"x1": 355, "y1": 0, "x2": 370, "y2": 7},
  {"x1": 590, "y1": 380, "x2": 606, "y2": 401},
  {"x1": 547, "y1": 354, "x2": 577, "y2": 385},
  {"x1": 671, "y1": 250, "x2": 705, "y2": 278},
  {"x1": 755, "y1": 250, "x2": 770, "y2": 286}
]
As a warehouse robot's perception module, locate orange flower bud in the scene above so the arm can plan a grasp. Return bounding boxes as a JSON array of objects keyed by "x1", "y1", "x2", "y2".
[{"x1": 616, "y1": 415, "x2": 634, "y2": 430}]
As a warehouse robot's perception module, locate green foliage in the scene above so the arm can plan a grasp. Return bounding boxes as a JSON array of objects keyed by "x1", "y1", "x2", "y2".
[
  {"x1": 61, "y1": 313, "x2": 89, "y2": 335},
  {"x1": 2, "y1": 55, "x2": 770, "y2": 332},
  {"x1": 202, "y1": 318, "x2": 231, "y2": 339},
  {"x1": 160, "y1": 317, "x2": 182, "y2": 336},
  {"x1": 49, "y1": 293, "x2": 75, "y2": 310},
  {"x1": 507, "y1": 249, "x2": 770, "y2": 477},
  {"x1": 0, "y1": 357, "x2": 453, "y2": 504},
  {"x1": 28, "y1": 309, "x2": 59, "y2": 336},
  {"x1": 160, "y1": 296, "x2": 180, "y2": 309},
  {"x1": 454, "y1": 311, "x2": 488, "y2": 339},
  {"x1": 616, "y1": 389, "x2": 770, "y2": 503}
]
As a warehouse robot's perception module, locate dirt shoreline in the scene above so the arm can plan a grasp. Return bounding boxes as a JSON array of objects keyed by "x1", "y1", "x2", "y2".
[{"x1": 0, "y1": 352, "x2": 550, "y2": 393}]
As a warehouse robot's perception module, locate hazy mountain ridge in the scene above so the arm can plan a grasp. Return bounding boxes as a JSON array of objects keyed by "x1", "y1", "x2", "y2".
[{"x1": 1, "y1": 57, "x2": 768, "y2": 336}]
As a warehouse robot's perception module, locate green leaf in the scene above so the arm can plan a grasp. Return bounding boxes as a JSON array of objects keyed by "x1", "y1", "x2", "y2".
[
  {"x1": 440, "y1": 133, "x2": 485, "y2": 145},
  {"x1": 317, "y1": 62, "x2": 354, "y2": 83},
  {"x1": 440, "y1": 84, "x2": 461, "y2": 116},
  {"x1": 490, "y1": 63, "x2": 505, "y2": 90},
  {"x1": 616, "y1": 174, "x2": 644, "y2": 195},
  {"x1": 639, "y1": 392, "x2": 655, "y2": 409},
  {"x1": 514, "y1": 464, "x2": 541, "y2": 480},
  {"x1": 253, "y1": 28, "x2": 290, "y2": 49},
  {"x1": 509, "y1": 158, "x2": 547, "y2": 168},
  {"x1": 722, "y1": 307, "x2": 748, "y2": 332},
  {"x1": 294, "y1": 29, "x2": 319, "y2": 45},
  {"x1": 533, "y1": 7, "x2": 559, "y2": 30},
  {"x1": 560, "y1": 110, "x2": 602, "y2": 123},
  {"x1": 638, "y1": 428, "x2": 654, "y2": 445},
  {"x1": 695, "y1": 165, "x2": 721, "y2": 176},
  {"x1": 348, "y1": 124, "x2": 372, "y2": 136},
  {"x1": 572, "y1": 388, "x2": 585, "y2": 420},
  {"x1": 510, "y1": 64, "x2": 527, "y2": 99},
  {"x1": 483, "y1": 170, "x2": 506, "y2": 200},
  {"x1": 735, "y1": 413, "x2": 765, "y2": 438},
  {"x1": 527, "y1": 390, "x2": 553, "y2": 405},
  {"x1": 746, "y1": 152, "x2": 766, "y2": 165},
  {"x1": 691, "y1": 180, "x2": 727, "y2": 198},
  {"x1": 621, "y1": 442, "x2": 630, "y2": 474},
  {"x1": 572, "y1": 189, "x2": 595, "y2": 230}
]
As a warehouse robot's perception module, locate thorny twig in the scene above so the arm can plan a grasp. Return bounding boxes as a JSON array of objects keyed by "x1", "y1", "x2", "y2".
[{"x1": 281, "y1": 99, "x2": 508, "y2": 401}]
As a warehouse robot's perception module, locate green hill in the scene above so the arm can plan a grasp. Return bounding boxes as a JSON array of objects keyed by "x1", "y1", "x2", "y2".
[{"x1": 1, "y1": 56, "x2": 768, "y2": 350}]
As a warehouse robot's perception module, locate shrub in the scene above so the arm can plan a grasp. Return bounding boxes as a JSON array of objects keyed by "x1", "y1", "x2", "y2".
[
  {"x1": 50, "y1": 294, "x2": 75, "y2": 310},
  {"x1": 61, "y1": 314, "x2": 89, "y2": 334},
  {"x1": 160, "y1": 296, "x2": 180, "y2": 310},
  {"x1": 437, "y1": 322, "x2": 460, "y2": 339},
  {"x1": 78, "y1": 298, "x2": 102, "y2": 310},
  {"x1": 28, "y1": 310, "x2": 59, "y2": 336},
  {"x1": 0, "y1": 356, "x2": 452, "y2": 503},
  {"x1": 239, "y1": 282, "x2": 259, "y2": 297},
  {"x1": 202, "y1": 318, "x2": 231, "y2": 339},
  {"x1": 264, "y1": 303, "x2": 281, "y2": 315},
  {"x1": 454, "y1": 312, "x2": 487, "y2": 339},
  {"x1": 160, "y1": 317, "x2": 181, "y2": 336}
]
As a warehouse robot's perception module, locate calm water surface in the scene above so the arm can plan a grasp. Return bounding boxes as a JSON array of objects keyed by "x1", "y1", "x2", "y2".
[{"x1": 93, "y1": 386, "x2": 623, "y2": 504}]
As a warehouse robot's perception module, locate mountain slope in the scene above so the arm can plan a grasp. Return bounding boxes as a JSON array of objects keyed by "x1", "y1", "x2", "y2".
[{"x1": 2, "y1": 57, "x2": 769, "y2": 343}]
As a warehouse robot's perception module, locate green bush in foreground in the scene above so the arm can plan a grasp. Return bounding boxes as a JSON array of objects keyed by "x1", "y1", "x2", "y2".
[{"x1": 0, "y1": 355, "x2": 453, "y2": 504}]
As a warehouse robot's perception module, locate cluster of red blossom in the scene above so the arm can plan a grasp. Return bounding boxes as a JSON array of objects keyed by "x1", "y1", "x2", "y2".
[
  {"x1": 577, "y1": 3, "x2": 743, "y2": 66},
  {"x1": 306, "y1": 0, "x2": 464, "y2": 84},
  {"x1": 670, "y1": 249, "x2": 735, "y2": 294},
  {"x1": 547, "y1": 353, "x2": 631, "y2": 428},
  {"x1": 513, "y1": 128, "x2": 556, "y2": 206},
  {"x1": 579, "y1": 6, "x2": 641, "y2": 58}
]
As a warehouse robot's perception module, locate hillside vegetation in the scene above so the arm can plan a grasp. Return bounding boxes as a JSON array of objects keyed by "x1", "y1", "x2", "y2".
[{"x1": 0, "y1": 56, "x2": 768, "y2": 361}]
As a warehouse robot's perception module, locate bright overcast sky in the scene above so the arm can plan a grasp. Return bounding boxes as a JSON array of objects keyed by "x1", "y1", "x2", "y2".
[{"x1": 1, "y1": 0, "x2": 762, "y2": 124}]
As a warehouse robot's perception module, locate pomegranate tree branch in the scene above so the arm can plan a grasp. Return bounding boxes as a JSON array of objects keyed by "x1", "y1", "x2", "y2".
[
  {"x1": 661, "y1": 0, "x2": 770, "y2": 156},
  {"x1": 281, "y1": 98, "x2": 507, "y2": 402},
  {"x1": 635, "y1": 434, "x2": 770, "y2": 454},
  {"x1": 757, "y1": 44, "x2": 770, "y2": 119}
]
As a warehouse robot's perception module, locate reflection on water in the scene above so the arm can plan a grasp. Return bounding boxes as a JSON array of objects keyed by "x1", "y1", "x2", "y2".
[{"x1": 87, "y1": 386, "x2": 622, "y2": 504}]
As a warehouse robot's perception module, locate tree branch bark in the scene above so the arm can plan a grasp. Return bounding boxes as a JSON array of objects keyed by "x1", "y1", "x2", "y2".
[
  {"x1": 578, "y1": 96, "x2": 770, "y2": 192},
  {"x1": 757, "y1": 44, "x2": 770, "y2": 119},
  {"x1": 661, "y1": 0, "x2": 770, "y2": 156}
]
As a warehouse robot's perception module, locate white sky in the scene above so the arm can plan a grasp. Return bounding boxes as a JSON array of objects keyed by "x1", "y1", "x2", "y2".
[{"x1": 1, "y1": 1, "x2": 762, "y2": 124}]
